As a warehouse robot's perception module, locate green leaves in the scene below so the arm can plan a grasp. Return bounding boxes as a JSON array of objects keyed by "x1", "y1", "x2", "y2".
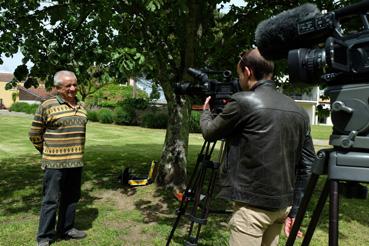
[
  {"x1": 5, "y1": 81, "x2": 15, "y2": 90},
  {"x1": 145, "y1": 0, "x2": 164, "y2": 11},
  {"x1": 112, "y1": 47, "x2": 145, "y2": 77},
  {"x1": 13, "y1": 64, "x2": 29, "y2": 81},
  {"x1": 24, "y1": 77, "x2": 38, "y2": 89}
]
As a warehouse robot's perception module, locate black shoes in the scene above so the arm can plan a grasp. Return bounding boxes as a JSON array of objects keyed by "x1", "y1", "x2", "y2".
[
  {"x1": 37, "y1": 228, "x2": 86, "y2": 245},
  {"x1": 63, "y1": 228, "x2": 87, "y2": 240},
  {"x1": 37, "y1": 241, "x2": 50, "y2": 246}
]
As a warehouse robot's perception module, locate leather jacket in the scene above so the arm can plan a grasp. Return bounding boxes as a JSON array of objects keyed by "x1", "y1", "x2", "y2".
[{"x1": 200, "y1": 80, "x2": 316, "y2": 217}]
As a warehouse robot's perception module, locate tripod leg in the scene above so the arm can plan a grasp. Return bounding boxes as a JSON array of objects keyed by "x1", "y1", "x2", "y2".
[
  {"x1": 167, "y1": 170, "x2": 203, "y2": 245},
  {"x1": 286, "y1": 173, "x2": 319, "y2": 246},
  {"x1": 192, "y1": 163, "x2": 220, "y2": 242},
  {"x1": 185, "y1": 147, "x2": 221, "y2": 245},
  {"x1": 166, "y1": 141, "x2": 212, "y2": 246},
  {"x1": 329, "y1": 180, "x2": 339, "y2": 246},
  {"x1": 166, "y1": 197, "x2": 189, "y2": 246},
  {"x1": 301, "y1": 178, "x2": 330, "y2": 246},
  {"x1": 187, "y1": 164, "x2": 208, "y2": 241}
]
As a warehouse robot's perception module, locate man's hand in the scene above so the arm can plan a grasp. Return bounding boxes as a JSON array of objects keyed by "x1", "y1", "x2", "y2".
[
  {"x1": 203, "y1": 96, "x2": 211, "y2": 111},
  {"x1": 284, "y1": 217, "x2": 303, "y2": 238}
]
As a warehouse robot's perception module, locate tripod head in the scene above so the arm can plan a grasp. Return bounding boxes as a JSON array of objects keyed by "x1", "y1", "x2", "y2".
[
  {"x1": 326, "y1": 84, "x2": 369, "y2": 150},
  {"x1": 286, "y1": 84, "x2": 369, "y2": 246}
]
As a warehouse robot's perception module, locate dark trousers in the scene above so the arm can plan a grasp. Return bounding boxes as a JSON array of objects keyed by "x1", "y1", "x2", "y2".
[{"x1": 36, "y1": 167, "x2": 82, "y2": 242}]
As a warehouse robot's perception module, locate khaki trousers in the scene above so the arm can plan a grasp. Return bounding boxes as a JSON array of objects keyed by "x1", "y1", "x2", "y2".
[{"x1": 228, "y1": 203, "x2": 291, "y2": 246}]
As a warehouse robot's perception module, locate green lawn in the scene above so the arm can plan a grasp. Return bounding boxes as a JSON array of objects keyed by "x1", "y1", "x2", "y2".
[
  {"x1": 311, "y1": 125, "x2": 333, "y2": 140},
  {"x1": 0, "y1": 115, "x2": 368, "y2": 246}
]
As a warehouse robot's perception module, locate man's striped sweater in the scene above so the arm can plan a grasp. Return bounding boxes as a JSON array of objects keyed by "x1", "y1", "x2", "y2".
[{"x1": 29, "y1": 95, "x2": 88, "y2": 169}]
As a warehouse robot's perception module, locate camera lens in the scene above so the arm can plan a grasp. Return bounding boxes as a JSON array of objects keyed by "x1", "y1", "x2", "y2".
[{"x1": 288, "y1": 48, "x2": 327, "y2": 85}]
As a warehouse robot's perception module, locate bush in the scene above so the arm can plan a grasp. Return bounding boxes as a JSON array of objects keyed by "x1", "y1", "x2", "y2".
[
  {"x1": 85, "y1": 84, "x2": 148, "y2": 108},
  {"x1": 141, "y1": 111, "x2": 168, "y2": 129},
  {"x1": 9, "y1": 102, "x2": 39, "y2": 114},
  {"x1": 120, "y1": 98, "x2": 149, "y2": 110},
  {"x1": 112, "y1": 98, "x2": 148, "y2": 125},
  {"x1": 10, "y1": 102, "x2": 29, "y2": 112},
  {"x1": 87, "y1": 110, "x2": 99, "y2": 122},
  {"x1": 26, "y1": 104, "x2": 39, "y2": 114},
  {"x1": 113, "y1": 106, "x2": 135, "y2": 125},
  {"x1": 189, "y1": 111, "x2": 201, "y2": 133},
  {"x1": 97, "y1": 109, "x2": 114, "y2": 124}
]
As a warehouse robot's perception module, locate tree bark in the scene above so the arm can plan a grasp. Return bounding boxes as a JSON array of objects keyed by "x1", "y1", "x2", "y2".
[
  {"x1": 156, "y1": 89, "x2": 191, "y2": 192},
  {"x1": 156, "y1": 0, "x2": 200, "y2": 192}
]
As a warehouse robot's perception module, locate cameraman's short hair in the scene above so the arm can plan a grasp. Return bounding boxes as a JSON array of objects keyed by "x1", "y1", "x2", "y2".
[
  {"x1": 53, "y1": 70, "x2": 77, "y2": 87},
  {"x1": 239, "y1": 48, "x2": 274, "y2": 80}
]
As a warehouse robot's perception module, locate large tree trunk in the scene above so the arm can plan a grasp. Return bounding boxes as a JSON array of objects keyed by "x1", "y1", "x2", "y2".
[
  {"x1": 156, "y1": 88, "x2": 191, "y2": 192},
  {"x1": 156, "y1": 0, "x2": 200, "y2": 192}
]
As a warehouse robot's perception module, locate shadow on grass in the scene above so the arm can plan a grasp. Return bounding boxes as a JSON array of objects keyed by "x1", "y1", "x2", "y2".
[
  {"x1": 84, "y1": 143, "x2": 231, "y2": 244},
  {"x1": 0, "y1": 154, "x2": 43, "y2": 215},
  {"x1": 137, "y1": 187, "x2": 231, "y2": 245},
  {"x1": 0, "y1": 154, "x2": 100, "y2": 231},
  {"x1": 2, "y1": 143, "x2": 369, "y2": 244}
]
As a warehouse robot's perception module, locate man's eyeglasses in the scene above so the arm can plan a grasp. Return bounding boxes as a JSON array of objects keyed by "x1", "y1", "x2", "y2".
[{"x1": 239, "y1": 51, "x2": 248, "y2": 66}]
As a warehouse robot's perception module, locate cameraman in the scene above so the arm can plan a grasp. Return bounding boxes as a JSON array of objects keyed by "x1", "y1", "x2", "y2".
[{"x1": 200, "y1": 48, "x2": 316, "y2": 246}]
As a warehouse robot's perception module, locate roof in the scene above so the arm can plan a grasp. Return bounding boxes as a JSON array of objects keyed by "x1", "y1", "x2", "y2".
[
  {"x1": 0, "y1": 73, "x2": 14, "y2": 82},
  {"x1": 18, "y1": 86, "x2": 57, "y2": 100}
]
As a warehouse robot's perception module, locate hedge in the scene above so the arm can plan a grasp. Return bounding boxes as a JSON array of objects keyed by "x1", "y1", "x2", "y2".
[
  {"x1": 9, "y1": 102, "x2": 39, "y2": 114},
  {"x1": 97, "y1": 109, "x2": 114, "y2": 124}
]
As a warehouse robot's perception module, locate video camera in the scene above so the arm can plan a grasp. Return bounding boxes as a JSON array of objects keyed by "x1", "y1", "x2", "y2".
[
  {"x1": 255, "y1": 1, "x2": 369, "y2": 86},
  {"x1": 256, "y1": 0, "x2": 369, "y2": 138},
  {"x1": 174, "y1": 67, "x2": 241, "y2": 114},
  {"x1": 255, "y1": 3, "x2": 369, "y2": 244}
]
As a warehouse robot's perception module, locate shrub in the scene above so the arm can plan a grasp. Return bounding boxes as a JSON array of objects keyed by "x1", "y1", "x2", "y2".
[
  {"x1": 189, "y1": 110, "x2": 201, "y2": 133},
  {"x1": 87, "y1": 110, "x2": 99, "y2": 122},
  {"x1": 97, "y1": 109, "x2": 114, "y2": 124},
  {"x1": 10, "y1": 102, "x2": 29, "y2": 112},
  {"x1": 112, "y1": 98, "x2": 148, "y2": 125},
  {"x1": 85, "y1": 84, "x2": 148, "y2": 108},
  {"x1": 27, "y1": 104, "x2": 39, "y2": 114},
  {"x1": 9, "y1": 102, "x2": 39, "y2": 114},
  {"x1": 113, "y1": 106, "x2": 135, "y2": 125},
  {"x1": 141, "y1": 111, "x2": 168, "y2": 129},
  {"x1": 120, "y1": 98, "x2": 149, "y2": 110}
]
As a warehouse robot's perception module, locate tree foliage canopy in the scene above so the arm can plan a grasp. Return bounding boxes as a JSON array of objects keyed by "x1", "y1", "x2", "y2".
[
  {"x1": 0, "y1": 0, "x2": 360, "y2": 188},
  {"x1": 0, "y1": 0, "x2": 358, "y2": 88}
]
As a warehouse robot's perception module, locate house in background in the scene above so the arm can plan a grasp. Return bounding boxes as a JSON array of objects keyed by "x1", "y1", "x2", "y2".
[
  {"x1": 18, "y1": 85, "x2": 57, "y2": 104},
  {"x1": 0, "y1": 72, "x2": 55, "y2": 109},
  {"x1": 0, "y1": 72, "x2": 16, "y2": 108}
]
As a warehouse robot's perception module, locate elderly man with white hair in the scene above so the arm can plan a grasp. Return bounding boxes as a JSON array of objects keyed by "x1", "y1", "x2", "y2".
[{"x1": 29, "y1": 70, "x2": 88, "y2": 246}]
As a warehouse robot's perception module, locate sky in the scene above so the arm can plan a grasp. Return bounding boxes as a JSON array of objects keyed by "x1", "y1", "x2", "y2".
[
  {"x1": 0, "y1": 51, "x2": 25, "y2": 73},
  {"x1": 0, "y1": 0, "x2": 246, "y2": 73}
]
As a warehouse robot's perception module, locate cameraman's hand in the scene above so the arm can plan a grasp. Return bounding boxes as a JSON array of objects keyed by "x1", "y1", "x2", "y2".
[
  {"x1": 284, "y1": 217, "x2": 303, "y2": 238},
  {"x1": 203, "y1": 96, "x2": 211, "y2": 111}
]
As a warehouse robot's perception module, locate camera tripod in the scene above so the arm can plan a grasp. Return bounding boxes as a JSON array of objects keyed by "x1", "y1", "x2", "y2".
[
  {"x1": 286, "y1": 148, "x2": 369, "y2": 246},
  {"x1": 166, "y1": 140, "x2": 231, "y2": 246},
  {"x1": 286, "y1": 83, "x2": 369, "y2": 246}
]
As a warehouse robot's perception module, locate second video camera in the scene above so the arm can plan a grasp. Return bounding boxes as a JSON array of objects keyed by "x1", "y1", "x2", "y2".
[{"x1": 174, "y1": 68, "x2": 241, "y2": 114}]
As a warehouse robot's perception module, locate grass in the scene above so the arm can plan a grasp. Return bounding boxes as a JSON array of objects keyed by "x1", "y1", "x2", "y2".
[
  {"x1": 311, "y1": 125, "x2": 333, "y2": 140},
  {"x1": 0, "y1": 115, "x2": 368, "y2": 245}
]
